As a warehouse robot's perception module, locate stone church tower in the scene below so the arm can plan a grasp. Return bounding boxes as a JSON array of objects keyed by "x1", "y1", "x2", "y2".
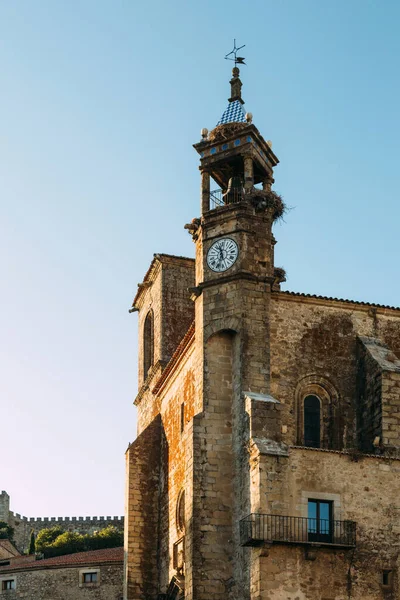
[{"x1": 125, "y1": 68, "x2": 400, "y2": 600}]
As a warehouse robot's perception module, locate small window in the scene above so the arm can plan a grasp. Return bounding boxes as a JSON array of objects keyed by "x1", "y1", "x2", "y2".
[
  {"x1": 382, "y1": 570, "x2": 393, "y2": 587},
  {"x1": 143, "y1": 310, "x2": 154, "y2": 378},
  {"x1": 79, "y1": 569, "x2": 100, "y2": 587},
  {"x1": 304, "y1": 395, "x2": 321, "y2": 448},
  {"x1": 2, "y1": 580, "x2": 15, "y2": 590},
  {"x1": 176, "y1": 489, "x2": 185, "y2": 534},
  {"x1": 308, "y1": 499, "x2": 333, "y2": 543},
  {"x1": 180, "y1": 402, "x2": 185, "y2": 433}
]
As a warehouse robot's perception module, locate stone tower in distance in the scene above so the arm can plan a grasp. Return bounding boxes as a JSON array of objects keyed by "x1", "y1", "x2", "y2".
[{"x1": 125, "y1": 63, "x2": 400, "y2": 600}]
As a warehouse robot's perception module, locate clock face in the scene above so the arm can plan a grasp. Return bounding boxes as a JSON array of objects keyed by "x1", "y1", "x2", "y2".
[{"x1": 207, "y1": 237, "x2": 239, "y2": 273}]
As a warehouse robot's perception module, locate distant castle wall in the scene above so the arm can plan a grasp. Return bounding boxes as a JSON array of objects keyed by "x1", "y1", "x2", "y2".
[
  {"x1": 0, "y1": 491, "x2": 124, "y2": 552},
  {"x1": 0, "y1": 491, "x2": 10, "y2": 523}
]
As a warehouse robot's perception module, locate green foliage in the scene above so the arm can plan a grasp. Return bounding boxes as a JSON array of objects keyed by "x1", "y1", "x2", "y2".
[
  {"x1": 37, "y1": 525, "x2": 123, "y2": 558},
  {"x1": 0, "y1": 521, "x2": 14, "y2": 541},
  {"x1": 28, "y1": 530, "x2": 36, "y2": 555},
  {"x1": 35, "y1": 527, "x2": 64, "y2": 553},
  {"x1": 84, "y1": 526, "x2": 124, "y2": 551}
]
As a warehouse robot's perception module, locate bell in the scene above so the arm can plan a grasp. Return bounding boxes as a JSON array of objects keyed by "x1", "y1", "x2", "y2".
[{"x1": 222, "y1": 176, "x2": 243, "y2": 205}]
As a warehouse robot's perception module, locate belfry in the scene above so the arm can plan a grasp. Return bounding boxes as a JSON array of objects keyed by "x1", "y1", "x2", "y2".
[{"x1": 125, "y1": 60, "x2": 400, "y2": 600}]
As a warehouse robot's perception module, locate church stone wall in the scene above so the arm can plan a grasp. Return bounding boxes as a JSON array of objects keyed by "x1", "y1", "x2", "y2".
[
  {"x1": 157, "y1": 345, "x2": 199, "y2": 592},
  {"x1": 135, "y1": 256, "x2": 194, "y2": 390},
  {"x1": 249, "y1": 447, "x2": 400, "y2": 599},
  {"x1": 161, "y1": 258, "x2": 195, "y2": 364},
  {"x1": 189, "y1": 331, "x2": 238, "y2": 600},
  {"x1": 357, "y1": 338, "x2": 384, "y2": 451},
  {"x1": 357, "y1": 337, "x2": 400, "y2": 451},
  {"x1": 270, "y1": 293, "x2": 400, "y2": 450},
  {"x1": 125, "y1": 337, "x2": 201, "y2": 597},
  {"x1": 381, "y1": 370, "x2": 400, "y2": 447},
  {"x1": 137, "y1": 261, "x2": 163, "y2": 388},
  {"x1": 124, "y1": 416, "x2": 161, "y2": 600}
]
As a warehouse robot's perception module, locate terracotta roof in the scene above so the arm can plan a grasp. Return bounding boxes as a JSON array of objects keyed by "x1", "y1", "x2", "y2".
[
  {"x1": 0, "y1": 547, "x2": 123, "y2": 573},
  {"x1": 152, "y1": 322, "x2": 195, "y2": 394},
  {"x1": 277, "y1": 290, "x2": 400, "y2": 312},
  {"x1": 0, "y1": 540, "x2": 21, "y2": 558}
]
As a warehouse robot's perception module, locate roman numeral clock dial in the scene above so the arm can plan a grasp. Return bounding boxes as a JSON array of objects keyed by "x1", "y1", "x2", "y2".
[{"x1": 206, "y1": 237, "x2": 239, "y2": 273}]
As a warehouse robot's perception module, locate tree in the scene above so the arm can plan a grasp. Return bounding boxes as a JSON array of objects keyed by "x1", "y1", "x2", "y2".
[
  {"x1": 35, "y1": 527, "x2": 64, "y2": 553},
  {"x1": 49, "y1": 531, "x2": 85, "y2": 556},
  {"x1": 85, "y1": 526, "x2": 124, "y2": 550},
  {"x1": 0, "y1": 521, "x2": 14, "y2": 541},
  {"x1": 35, "y1": 525, "x2": 124, "y2": 558},
  {"x1": 28, "y1": 530, "x2": 36, "y2": 554}
]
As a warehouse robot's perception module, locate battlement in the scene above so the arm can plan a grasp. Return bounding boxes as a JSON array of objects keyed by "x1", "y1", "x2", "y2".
[
  {"x1": 2, "y1": 491, "x2": 124, "y2": 552},
  {"x1": 9, "y1": 511, "x2": 123, "y2": 524}
]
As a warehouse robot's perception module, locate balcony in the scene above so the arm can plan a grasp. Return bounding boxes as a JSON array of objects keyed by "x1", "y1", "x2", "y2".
[
  {"x1": 210, "y1": 188, "x2": 242, "y2": 209},
  {"x1": 240, "y1": 514, "x2": 356, "y2": 548}
]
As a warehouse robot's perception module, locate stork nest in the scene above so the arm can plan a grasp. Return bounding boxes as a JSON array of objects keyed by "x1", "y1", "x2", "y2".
[
  {"x1": 208, "y1": 122, "x2": 248, "y2": 143},
  {"x1": 248, "y1": 189, "x2": 286, "y2": 222},
  {"x1": 273, "y1": 267, "x2": 287, "y2": 283}
]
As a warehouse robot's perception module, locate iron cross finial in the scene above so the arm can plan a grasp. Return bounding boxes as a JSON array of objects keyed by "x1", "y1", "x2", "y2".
[{"x1": 225, "y1": 39, "x2": 246, "y2": 66}]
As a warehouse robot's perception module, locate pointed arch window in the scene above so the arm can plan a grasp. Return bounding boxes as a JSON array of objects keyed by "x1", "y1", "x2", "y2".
[
  {"x1": 143, "y1": 310, "x2": 154, "y2": 378},
  {"x1": 304, "y1": 395, "x2": 321, "y2": 448}
]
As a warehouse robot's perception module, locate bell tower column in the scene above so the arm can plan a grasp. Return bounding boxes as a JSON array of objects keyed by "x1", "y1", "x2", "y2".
[
  {"x1": 184, "y1": 66, "x2": 283, "y2": 600},
  {"x1": 243, "y1": 154, "x2": 254, "y2": 192},
  {"x1": 200, "y1": 169, "x2": 210, "y2": 213}
]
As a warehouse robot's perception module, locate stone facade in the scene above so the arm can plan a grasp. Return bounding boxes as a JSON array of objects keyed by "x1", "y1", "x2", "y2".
[
  {"x1": 125, "y1": 68, "x2": 400, "y2": 600},
  {"x1": 0, "y1": 547, "x2": 123, "y2": 599},
  {"x1": 0, "y1": 491, "x2": 124, "y2": 553}
]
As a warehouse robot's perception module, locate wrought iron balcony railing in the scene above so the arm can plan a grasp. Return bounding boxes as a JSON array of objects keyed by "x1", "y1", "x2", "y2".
[
  {"x1": 210, "y1": 188, "x2": 243, "y2": 209},
  {"x1": 240, "y1": 514, "x2": 356, "y2": 548}
]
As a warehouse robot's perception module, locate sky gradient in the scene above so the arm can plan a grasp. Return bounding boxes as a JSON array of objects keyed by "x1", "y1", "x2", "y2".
[{"x1": 1, "y1": 0, "x2": 400, "y2": 518}]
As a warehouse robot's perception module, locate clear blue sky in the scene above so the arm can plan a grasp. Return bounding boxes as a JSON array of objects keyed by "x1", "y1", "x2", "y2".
[{"x1": 1, "y1": 0, "x2": 399, "y2": 518}]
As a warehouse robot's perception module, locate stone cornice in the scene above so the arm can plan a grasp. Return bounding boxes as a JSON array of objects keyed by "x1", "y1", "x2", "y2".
[
  {"x1": 133, "y1": 360, "x2": 167, "y2": 406},
  {"x1": 273, "y1": 290, "x2": 400, "y2": 316},
  {"x1": 194, "y1": 271, "x2": 274, "y2": 295}
]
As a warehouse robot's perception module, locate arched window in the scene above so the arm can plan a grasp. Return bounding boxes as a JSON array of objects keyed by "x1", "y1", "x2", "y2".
[
  {"x1": 296, "y1": 376, "x2": 340, "y2": 449},
  {"x1": 176, "y1": 489, "x2": 185, "y2": 534},
  {"x1": 143, "y1": 310, "x2": 154, "y2": 378},
  {"x1": 304, "y1": 395, "x2": 321, "y2": 448}
]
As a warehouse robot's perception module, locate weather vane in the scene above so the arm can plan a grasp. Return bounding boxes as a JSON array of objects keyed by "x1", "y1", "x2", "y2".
[{"x1": 225, "y1": 39, "x2": 246, "y2": 66}]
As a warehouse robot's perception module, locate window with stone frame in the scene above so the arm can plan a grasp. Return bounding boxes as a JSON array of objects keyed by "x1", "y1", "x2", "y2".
[
  {"x1": 83, "y1": 572, "x2": 98, "y2": 583},
  {"x1": 143, "y1": 310, "x2": 154, "y2": 378},
  {"x1": 79, "y1": 568, "x2": 100, "y2": 588},
  {"x1": 1, "y1": 579, "x2": 15, "y2": 591},
  {"x1": 307, "y1": 499, "x2": 333, "y2": 543}
]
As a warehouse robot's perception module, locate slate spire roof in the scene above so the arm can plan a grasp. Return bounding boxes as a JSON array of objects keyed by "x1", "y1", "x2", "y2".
[
  {"x1": 216, "y1": 100, "x2": 246, "y2": 126},
  {"x1": 216, "y1": 66, "x2": 247, "y2": 126}
]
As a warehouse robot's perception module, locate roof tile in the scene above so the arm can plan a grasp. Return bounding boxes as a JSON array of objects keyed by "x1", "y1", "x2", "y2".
[{"x1": 0, "y1": 547, "x2": 123, "y2": 573}]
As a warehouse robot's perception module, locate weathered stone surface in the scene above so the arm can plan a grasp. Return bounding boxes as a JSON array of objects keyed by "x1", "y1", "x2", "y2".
[
  {"x1": 125, "y1": 74, "x2": 400, "y2": 600},
  {"x1": 0, "y1": 564, "x2": 122, "y2": 599}
]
